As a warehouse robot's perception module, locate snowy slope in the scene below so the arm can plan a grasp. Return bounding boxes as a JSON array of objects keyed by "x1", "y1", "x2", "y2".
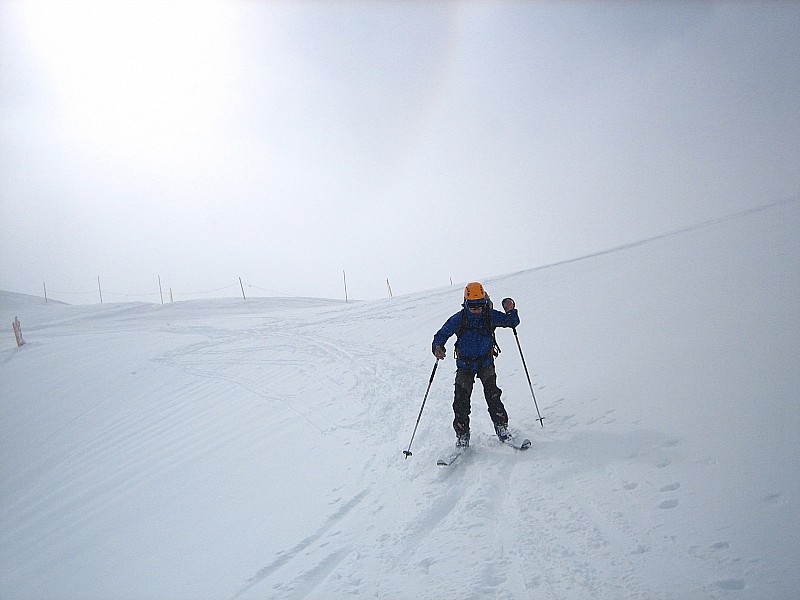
[{"x1": 1, "y1": 200, "x2": 798, "y2": 600}]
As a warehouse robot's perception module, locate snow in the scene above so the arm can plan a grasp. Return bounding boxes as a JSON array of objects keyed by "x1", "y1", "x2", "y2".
[{"x1": 1, "y1": 200, "x2": 798, "y2": 600}]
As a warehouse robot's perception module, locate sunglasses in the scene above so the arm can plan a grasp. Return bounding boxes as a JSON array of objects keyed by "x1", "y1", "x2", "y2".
[{"x1": 467, "y1": 303, "x2": 486, "y2": 311}]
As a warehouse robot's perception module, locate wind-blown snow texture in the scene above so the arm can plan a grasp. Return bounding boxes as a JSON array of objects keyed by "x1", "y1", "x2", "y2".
[{"x1": 2, "y1": 200, "x2": 798, "y2": 600}]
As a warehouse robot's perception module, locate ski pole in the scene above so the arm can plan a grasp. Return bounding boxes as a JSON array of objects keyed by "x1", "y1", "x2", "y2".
[
  {"x1": 512, "y1": 327, "x2": 545, "y2": 427},
  {"x1": 403, "y1": 359, "x2": 439, "y2": 458}
]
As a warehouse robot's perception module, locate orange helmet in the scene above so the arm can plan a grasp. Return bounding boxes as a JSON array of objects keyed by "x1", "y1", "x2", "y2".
[{"x1": 463, "y1": 282, "x2": 486, "y2": 301}]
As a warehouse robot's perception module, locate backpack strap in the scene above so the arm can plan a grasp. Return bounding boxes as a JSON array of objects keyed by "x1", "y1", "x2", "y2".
[{"x1": 485, "y1": 309, "x2": 501, "y2": 357}]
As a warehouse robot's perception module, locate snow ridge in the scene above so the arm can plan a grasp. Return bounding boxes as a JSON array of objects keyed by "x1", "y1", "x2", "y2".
[{"x1": 1, "y1": 200, "x2": 798, "y2": 599}]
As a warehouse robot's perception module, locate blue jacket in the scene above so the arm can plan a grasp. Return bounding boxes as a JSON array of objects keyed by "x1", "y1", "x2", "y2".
[{"x1": 432, "y1": 307, "x2": 520, "y2": 372}]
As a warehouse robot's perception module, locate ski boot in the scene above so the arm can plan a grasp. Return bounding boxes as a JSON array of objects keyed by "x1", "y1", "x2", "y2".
[{"x1": 494, "y1": 423, "x2": 510, "y2": 442}]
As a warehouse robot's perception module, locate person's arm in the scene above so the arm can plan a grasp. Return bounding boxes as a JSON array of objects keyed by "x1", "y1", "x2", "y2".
[
  {"x1": 432, "y1": 312, "x2": 462, "y2": 358},
  {"x1": 491, "y1": 298, "x2": 519, "y2": 328}
]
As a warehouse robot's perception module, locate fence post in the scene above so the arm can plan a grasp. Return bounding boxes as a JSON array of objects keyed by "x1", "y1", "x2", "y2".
[
  {"x1": 158, "y1": 275, "x2": 164, "y2": 304},
  {"x1": 98, "y1": 276, "x2": 103, "y2": 304},
  {"x1": 12, "y1": 317, "x2": 25, "y2": 347},
  {"x1": 343, "y1": 270, "x2": 348, "y2": 303},
  {"x1": 43, "y1": 282, "x2": 48, "y2": 303},
  {"x1": 239, "y1": 277, "x2": 246, "y2": 300}
]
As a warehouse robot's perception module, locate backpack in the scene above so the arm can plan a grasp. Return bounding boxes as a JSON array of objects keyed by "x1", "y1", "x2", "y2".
[{"x1": 456, "y1": 294, "x2": 501, "y2": 358}]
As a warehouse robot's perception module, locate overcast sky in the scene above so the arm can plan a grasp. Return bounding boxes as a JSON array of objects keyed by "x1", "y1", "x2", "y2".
[{"x1": 1, "y1": 1, "x2": 798, "y2": 303}]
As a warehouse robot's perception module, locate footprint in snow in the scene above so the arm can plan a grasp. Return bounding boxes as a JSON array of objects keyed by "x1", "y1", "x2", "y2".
[
  {"x1": 710, "y1": 541, "x2": 730, "y2": 551},
  {"x1": 658, "y1": 499, "x2": 679, "y2": 509},
  {"x1": 716, "y1": 578, "x2": 746, "y2": 591},
  {"x1": 659, "y1": 482, "x2": 681, "y2": 492}
]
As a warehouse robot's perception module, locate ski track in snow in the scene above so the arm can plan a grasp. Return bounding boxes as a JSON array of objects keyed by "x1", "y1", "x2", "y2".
[
  {"x1": 230, "y1": 422, "x2": 749, "y2": 600},
  {"x1": 230, "y1": 489, "x2": 369, "y2": 599}
]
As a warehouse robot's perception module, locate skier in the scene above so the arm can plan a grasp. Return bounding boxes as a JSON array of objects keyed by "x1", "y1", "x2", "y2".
[{"x1": 432, "y1": 282, "x2": 519, "y2": 448}]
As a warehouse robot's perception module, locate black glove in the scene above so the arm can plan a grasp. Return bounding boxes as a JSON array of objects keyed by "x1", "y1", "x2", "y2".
[
  {"x1": 502, "y1": 298, "x2": 515, "y2": 312},
  {"x1": 433, "y1": 345, "x2": 446, "y2": 360}
]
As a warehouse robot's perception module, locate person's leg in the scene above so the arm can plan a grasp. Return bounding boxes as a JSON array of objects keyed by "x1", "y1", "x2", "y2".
[
  {"x1": 478, "y1": 364, "x2": 508, "y2": 428},
  {"x1": 453, "y1": 367, "x2": 475, "y2": 440}
]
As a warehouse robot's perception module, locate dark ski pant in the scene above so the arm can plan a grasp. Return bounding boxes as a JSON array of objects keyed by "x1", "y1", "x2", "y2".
[{"x1": 453, "y1": 364, "x2": 508, "y2": 436}]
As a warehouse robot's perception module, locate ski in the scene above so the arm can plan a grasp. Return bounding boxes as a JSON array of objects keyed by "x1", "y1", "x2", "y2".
[
  {"x1": 437, "y1": 448, "x2": 465, "y2": 466},
  {"x1": 502, "y1": 435, "x2": 531, "y2": 450},
  {"x1": 437, "y1": 434, "x2": 530, "y2": 465}
]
